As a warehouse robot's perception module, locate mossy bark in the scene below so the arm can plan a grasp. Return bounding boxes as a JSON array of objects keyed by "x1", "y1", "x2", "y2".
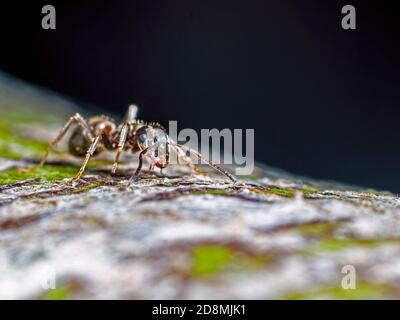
[{"x1": 1, "y1": 72, "x2": 400, "y2": 299}]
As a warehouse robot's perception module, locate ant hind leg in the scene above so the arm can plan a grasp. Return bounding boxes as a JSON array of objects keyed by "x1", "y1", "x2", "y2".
[{"x1": 19, "y1": 113, "x2": 93, "y2": 173}]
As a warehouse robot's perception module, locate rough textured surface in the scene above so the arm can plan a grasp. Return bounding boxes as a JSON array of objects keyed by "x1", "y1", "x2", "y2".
[{"x1": 1, "y1": 72, "x2": 400, "y2": 300}]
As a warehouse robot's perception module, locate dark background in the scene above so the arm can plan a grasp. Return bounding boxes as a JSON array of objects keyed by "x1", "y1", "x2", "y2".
[{"x1": 1, "y1": 0, "x2": 400, "y2": 191}]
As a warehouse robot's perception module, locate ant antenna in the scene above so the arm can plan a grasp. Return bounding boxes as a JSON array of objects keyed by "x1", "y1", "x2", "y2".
[{"x1": 169, "y1": 140, "x2": 237, "y2": 183}]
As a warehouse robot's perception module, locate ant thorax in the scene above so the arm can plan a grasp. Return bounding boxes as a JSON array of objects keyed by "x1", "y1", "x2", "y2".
[{"x1": 88, "y1": 116, "x2": 115, "y2": 136}]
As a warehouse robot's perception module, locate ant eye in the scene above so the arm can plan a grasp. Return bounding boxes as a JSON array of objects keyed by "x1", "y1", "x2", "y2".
[
  {"x1": 139, "y1": 132, "x2": 147, "y2": 145},
  {"x1": 136, "y1": 126, "x2": 150, "y2": 149}
]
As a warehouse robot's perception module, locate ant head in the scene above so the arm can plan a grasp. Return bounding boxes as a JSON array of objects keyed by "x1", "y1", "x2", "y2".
[{"x1": 136, "y1": 124, "x2": 169, "y2": 168}]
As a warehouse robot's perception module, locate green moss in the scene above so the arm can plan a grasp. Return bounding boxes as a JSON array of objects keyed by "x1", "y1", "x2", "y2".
[
  {"x1": 252, "y1": 186, "x2": 320, "y2": 198},
  {"x1": 0, "y1": 106, "x2": 72, "y2": 160},
  {"x1": 294, "y1": 236, "x2": 400, "y2": 258},
  {"x1": 263, "y1": 187, "x2": 296, "y2": 198},
  {"x1": 191, "y1": 245, "x2": 269, "y2": 277},
  {"x1": 0, "y1": 123, "x2": 49, "y2": 159},
  {"x1": 0, "y1": 165, "x2": 80, "y2": 184},
  {"x1": 315, "y1": 238, "x2": 399, "y2": 252},
  {"x1": 251, "y1": 187, "x2": 293, "y2": 198},
  {"x1": 296, "y1": 221, "x2": 342, "y2": 237},
  {"x1": 70, "y1": 180, "x2": 103, "y2": 194},
  {"x1": 87, "y1": 159, "x2": 114, "y2": 168},
  {"x1": 191, "y1": 189, "x2": 230, "y2": 196},
  {"x1": 0, "y1": 108, "x2": 63, "y2": 125},
  {"x1": 268, "y1": 187, "x2": 296, "y2": 197},
  {"x1": 42, "y1": 285, "x2": 71, "y2": 300},
  {"x1": 302, "y1": 187, "x2": 319, "y2": 196},
  {"x1": 284, "y1": 282, "x2": 390, "y2": 300},
  {"x1": 192, "y1": 245, "x2": 234, "y2": 276}
]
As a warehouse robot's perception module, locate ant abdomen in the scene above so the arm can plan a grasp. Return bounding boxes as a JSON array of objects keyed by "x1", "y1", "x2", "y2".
[{"x1": 68, "y1": 127, "x2": 103, "y2": 157}]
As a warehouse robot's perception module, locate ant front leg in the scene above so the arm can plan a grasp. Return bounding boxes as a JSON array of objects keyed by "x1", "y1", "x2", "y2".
[
  {"x1": 158, "y1": 140, "x2": 170, "y2": 176},
  {"x1": 134, "y1": 142, "x2": 161, "y2": 177},
  {"x1": 20, "y1": 113, "x2": 93, "y2": 173},
  {"x1": 134, "y1": 148, "x2": 148, "y2": 177}
]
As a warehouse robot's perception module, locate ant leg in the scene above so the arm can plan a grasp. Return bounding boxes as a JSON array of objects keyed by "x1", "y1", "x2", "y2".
[
  {"x1": 166, "y1": 140, "x2": 170, "y2": 166},
  {"x1": 124, "y1": 104, "x2": 138, "y2": 121},
  {"x1": 72, "y1": 134, "x2": 101, "y2": 181},
  {"x1": 158, "y1": 140, "x2": 170, "y2": 173},
  {"x1": 169, "y1": 141, "x2": 237, "y2": 183},
  {"x1": 20, "y1": 113, "x2": 92, "y2": 172},
  {"x1": 172, "y1": 144, "x2": 207, "y2": 176},
  {"x1": 134, "y1": 142, "x2": 161, "y2": 176},
  {"x1": 134, "y1": 148, "x2": 148, "y2": 176},
  {"x1": 111, "y1": 123, "x2": 129, "y2": 174}
]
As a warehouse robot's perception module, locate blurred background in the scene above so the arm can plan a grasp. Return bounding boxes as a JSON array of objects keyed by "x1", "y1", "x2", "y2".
[{"x1": 0, "y1": 0, "x2": 399, "y2": 191}]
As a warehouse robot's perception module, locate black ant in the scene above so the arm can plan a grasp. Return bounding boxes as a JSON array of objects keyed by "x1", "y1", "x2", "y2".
[{"x1": 23, "y1": 105, "x2": 237, "y2": 183}]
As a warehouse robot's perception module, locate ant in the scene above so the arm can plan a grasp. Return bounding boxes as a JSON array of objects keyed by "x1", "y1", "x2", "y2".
[{"x1": 23, "y1": 105, "x2": 237, "y2": 183}]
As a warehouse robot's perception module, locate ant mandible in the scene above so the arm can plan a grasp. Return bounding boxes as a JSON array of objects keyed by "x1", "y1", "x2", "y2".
[{"x1": 24, "y1": 105, "x2": 237, "y2": 183}]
